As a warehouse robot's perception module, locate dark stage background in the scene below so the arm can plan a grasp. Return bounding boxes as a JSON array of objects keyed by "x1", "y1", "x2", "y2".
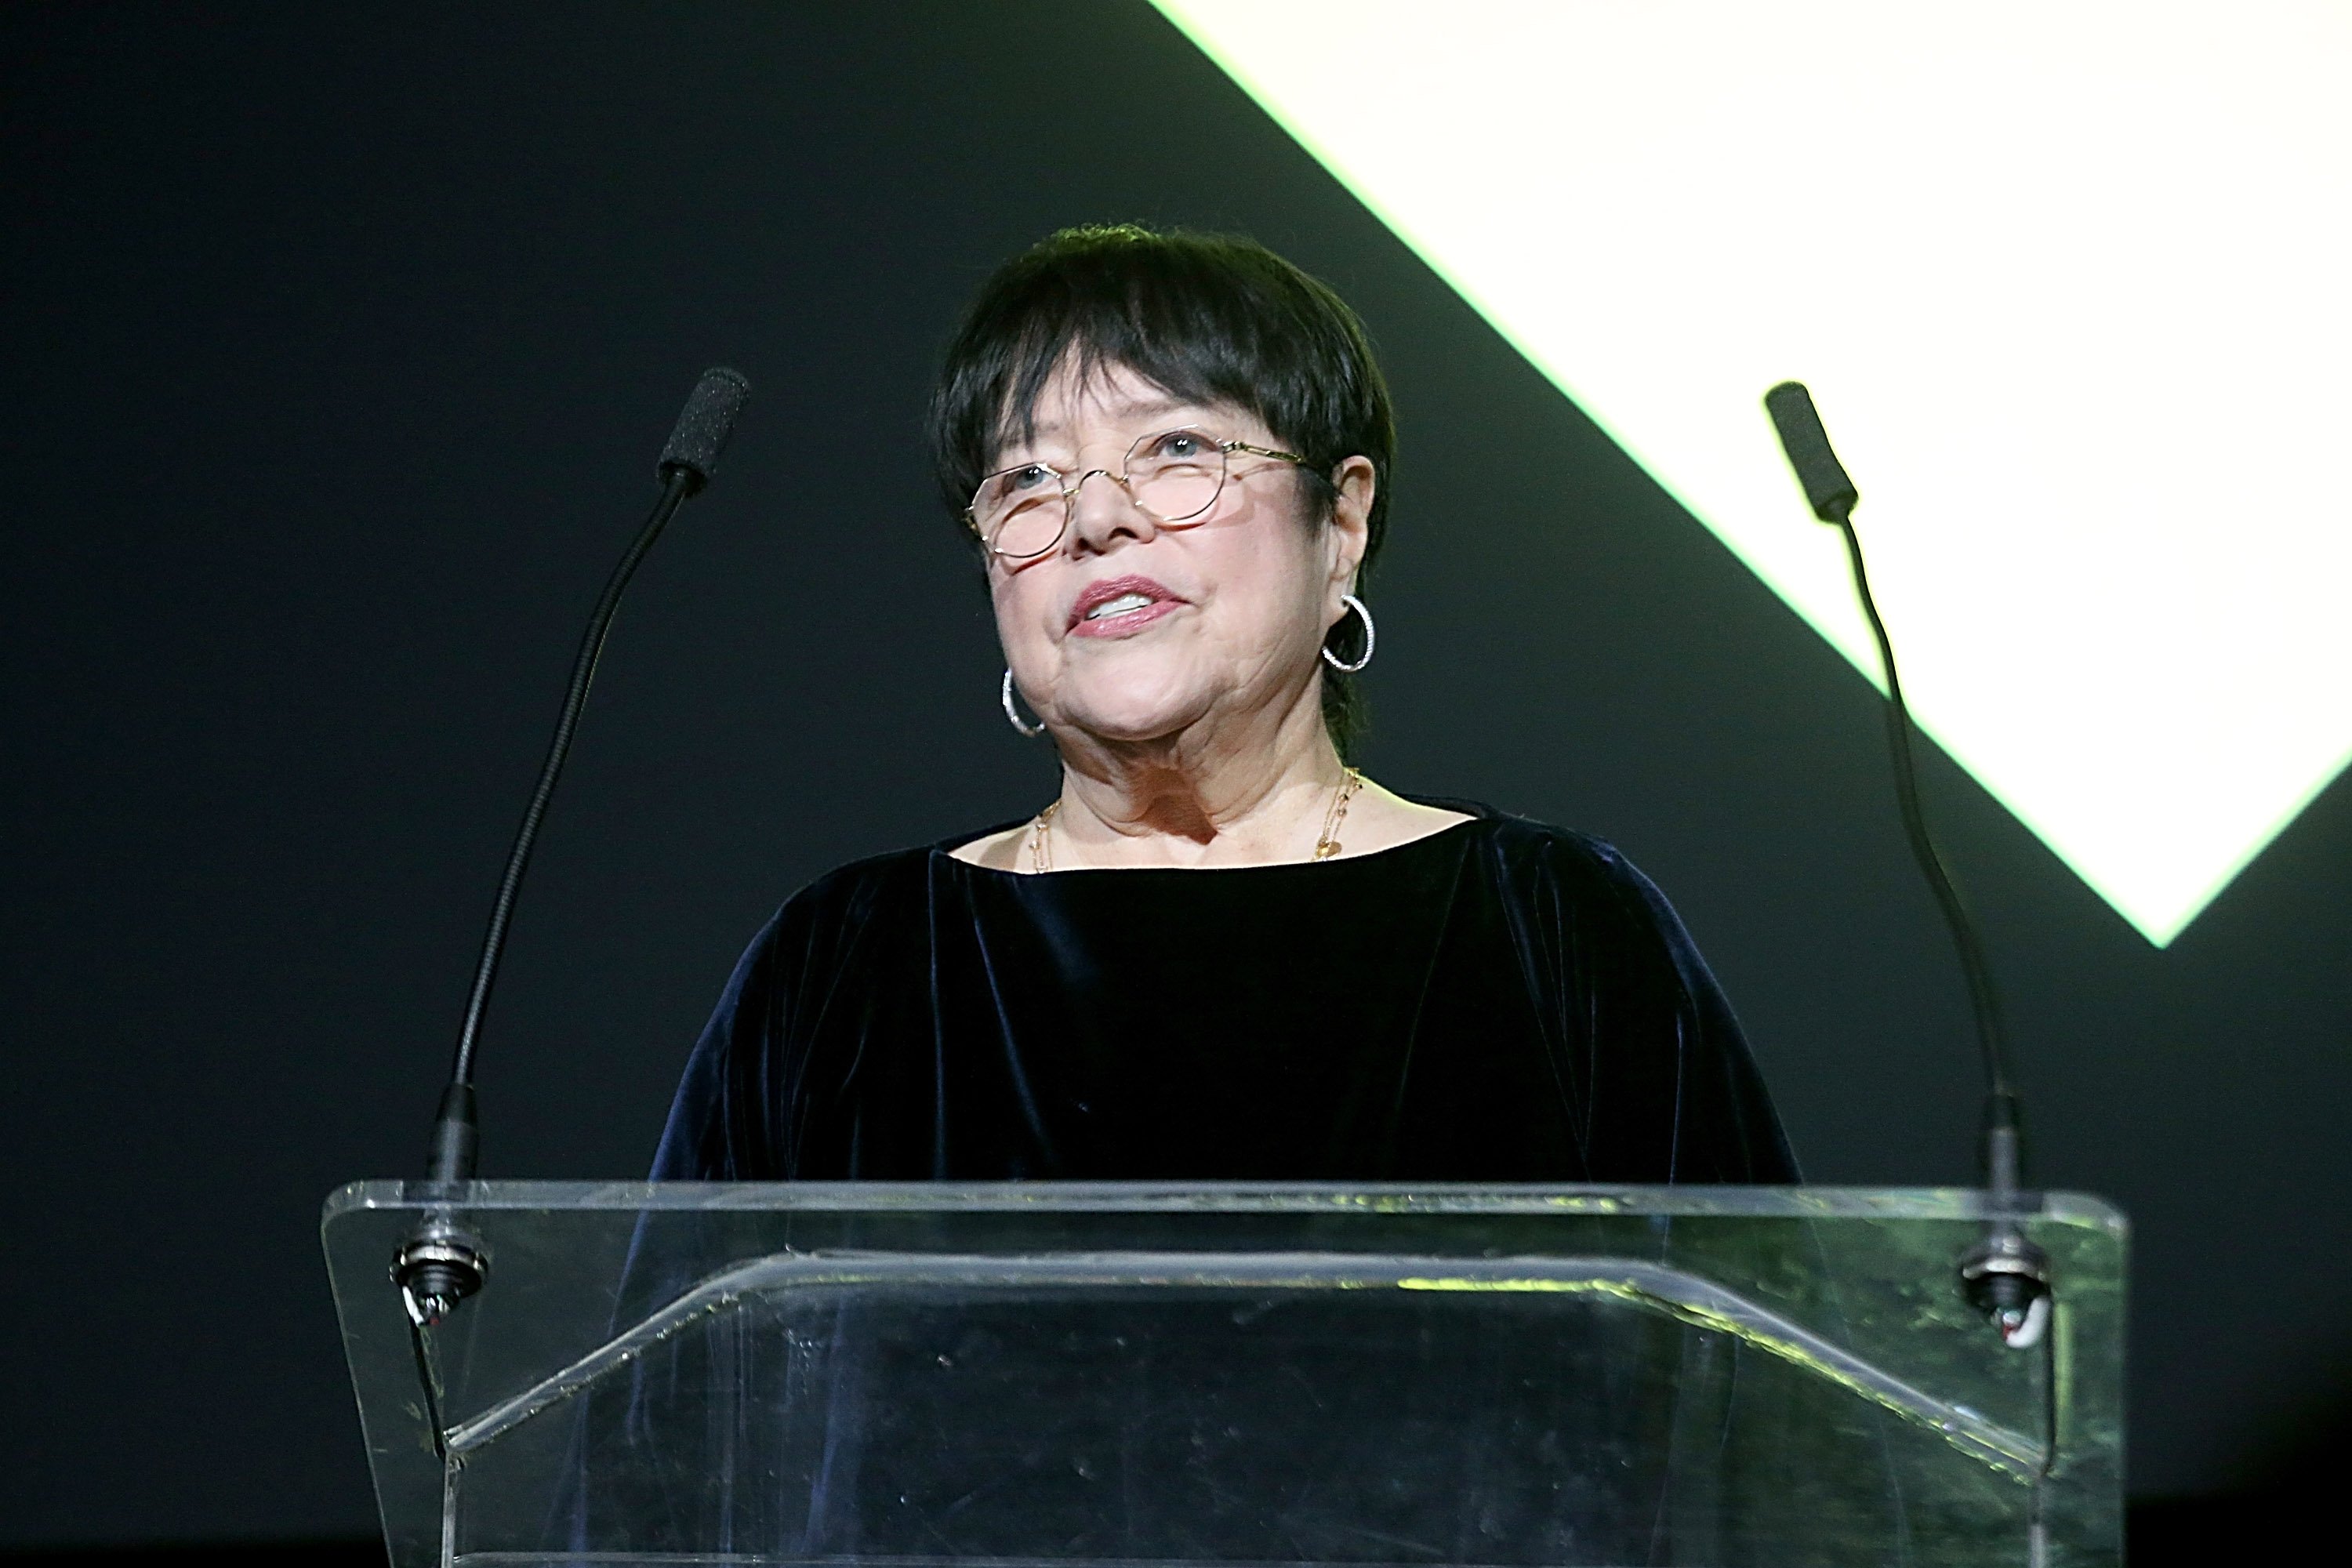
[{"x1": 1, "y1": 2, "x2": 2344, "y2": 1559}]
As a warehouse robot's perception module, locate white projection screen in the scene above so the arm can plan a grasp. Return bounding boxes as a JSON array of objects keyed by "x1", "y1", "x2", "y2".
[{"x1": 1153, "y1": 0, "x2": 2352, "y2": 946}]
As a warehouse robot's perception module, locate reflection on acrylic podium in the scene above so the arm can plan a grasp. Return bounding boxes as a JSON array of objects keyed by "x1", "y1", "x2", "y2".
[{"x1": 323, "y1": 1183, "x2": 2123, "y2": 1567}]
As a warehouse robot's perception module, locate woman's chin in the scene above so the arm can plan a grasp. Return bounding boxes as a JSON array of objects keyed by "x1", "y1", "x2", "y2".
[{"x1": 1053, "y1": 680, "x2": 1215, "y2": 746}]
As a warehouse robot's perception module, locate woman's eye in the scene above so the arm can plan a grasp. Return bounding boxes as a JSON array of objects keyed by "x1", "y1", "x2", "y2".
[
  {"x1": 1152, "y1": 432, "x2": 1207, "y2": 460},
  {"x1": 1004, "y1": 463, "x2": 1054, "y2": 492}
]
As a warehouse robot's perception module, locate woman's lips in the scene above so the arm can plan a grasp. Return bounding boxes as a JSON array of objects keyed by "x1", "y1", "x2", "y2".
[
  {"x1": 1068, "y1": 575, "x2": 1186, "y2": 638},
  {"x1": 1070, "y1": 597, "x2": 1182, "y2": 637}
]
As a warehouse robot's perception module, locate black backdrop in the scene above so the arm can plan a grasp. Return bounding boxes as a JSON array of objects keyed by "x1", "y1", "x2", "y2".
[{"x1": 2, "y1": 2, "x2": 2345, "y2": 1554}]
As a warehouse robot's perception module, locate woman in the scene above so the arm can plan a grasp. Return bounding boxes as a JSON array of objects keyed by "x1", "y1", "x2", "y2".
[{"x1": 653, "y1": 223, "x2": 1795, "y2": 1186}]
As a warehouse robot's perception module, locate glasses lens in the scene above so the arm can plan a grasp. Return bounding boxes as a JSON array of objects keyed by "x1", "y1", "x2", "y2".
[
  {"x1": 1124, "y1": 429, "x2": 1227, "y2": 522},
  {"x1": 975, "y1": 463, "x2": 1067, "y2": 557}
]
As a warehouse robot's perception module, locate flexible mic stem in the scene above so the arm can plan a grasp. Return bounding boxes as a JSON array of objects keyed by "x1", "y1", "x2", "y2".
[
  {"x1": 1827, "y1": 514, "x2": 2021, "y2": 1163},
  {"x1": 394, "y1": 368, "x2": 750, "y2": 1327},
  {"x1": 435, "y1": 468, "x2": 695, "y2": 1151}
]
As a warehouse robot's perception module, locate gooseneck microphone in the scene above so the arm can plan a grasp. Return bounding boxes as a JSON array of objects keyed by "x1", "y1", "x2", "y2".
[
  {"x1": 1763, "y1": 381, "x2": 2051, "y2": 1348},
  {"x1": 392, "y1": 368, "x2": 752, "y2": 1327}
]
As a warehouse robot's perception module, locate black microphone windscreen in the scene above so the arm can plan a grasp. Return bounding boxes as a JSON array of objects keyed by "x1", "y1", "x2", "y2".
[
  {"x1": 1764, "y1": 380, "x2": 1859, "y2": 522},
  {"x1": 657, "y1": 367, "x2": 753, "y2": 492}
]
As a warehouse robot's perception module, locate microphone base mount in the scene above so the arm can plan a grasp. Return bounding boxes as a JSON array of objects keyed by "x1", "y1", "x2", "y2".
[
  {"x1": 1959, "y1": 1220, "x2": 2053, "y2": 1349},
  {"x1": 392, "y1": 1215, "x2": 486, "y2": 1328}
]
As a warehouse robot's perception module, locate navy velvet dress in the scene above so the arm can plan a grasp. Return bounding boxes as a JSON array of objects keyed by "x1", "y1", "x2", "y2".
[{"x1": 652, "y1": 804, "x2": 1795, "y2": 1185}]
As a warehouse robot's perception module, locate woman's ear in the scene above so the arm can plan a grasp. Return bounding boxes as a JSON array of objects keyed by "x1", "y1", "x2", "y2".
[{"x1": 1326, "y1": 455, "x2": 1376, "y2": 590}]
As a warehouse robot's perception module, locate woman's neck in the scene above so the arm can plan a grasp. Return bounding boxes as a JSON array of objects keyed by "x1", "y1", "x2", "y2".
[
  {"x1": 946, "y1": 679, "x2": 1474, "y2": 874},
  {"x1": 1049, "y1": 686, "x2": 1347, "y2": 868}
]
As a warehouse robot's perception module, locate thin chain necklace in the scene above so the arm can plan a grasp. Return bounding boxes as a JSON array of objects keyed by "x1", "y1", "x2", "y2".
[
  {"x1": 1030, "y1": 768, "x2": 1364, "y2": 873},
  {"x1": 1315, "y1": 765, "x2": 1365, "y2": 860}
]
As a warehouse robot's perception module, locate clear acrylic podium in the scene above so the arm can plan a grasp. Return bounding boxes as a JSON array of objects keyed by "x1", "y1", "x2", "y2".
[{"x1": 323, "y1": 1183, "x2": 2124, "y2": 1567}]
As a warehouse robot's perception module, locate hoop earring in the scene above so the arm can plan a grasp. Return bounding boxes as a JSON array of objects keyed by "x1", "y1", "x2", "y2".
[
  {"x1": 1321, "y1": 593, "x2": 1376, "y2": 673},
  {"x1": 1001, "y1": 668, "x2": 1047, "y2": 738}
]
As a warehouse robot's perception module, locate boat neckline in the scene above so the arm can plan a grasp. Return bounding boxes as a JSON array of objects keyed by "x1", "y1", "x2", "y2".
[{"x1": 935, "y1": 811, "x2": 1486, "y2": 877}]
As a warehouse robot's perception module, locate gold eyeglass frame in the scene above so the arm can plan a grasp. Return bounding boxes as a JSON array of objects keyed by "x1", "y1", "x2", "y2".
[{"x1": 964, "y1": 427, "x2": 1315, "y2": 560}]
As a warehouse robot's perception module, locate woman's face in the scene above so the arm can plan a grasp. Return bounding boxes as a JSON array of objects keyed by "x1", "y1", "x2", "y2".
[{"x1": 985, "y1": 362, "x2": 1370, "y2": 750}]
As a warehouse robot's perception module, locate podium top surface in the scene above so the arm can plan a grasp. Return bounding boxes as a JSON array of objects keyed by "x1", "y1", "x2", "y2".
[{"x1": 325, "y1": 1178, "x2": 2126, "y2": 1225}]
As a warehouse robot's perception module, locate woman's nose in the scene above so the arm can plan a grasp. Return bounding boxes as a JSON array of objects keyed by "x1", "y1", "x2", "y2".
[{"x1": 1066, "y1": 468, "x2": 1156, "y2": 550}]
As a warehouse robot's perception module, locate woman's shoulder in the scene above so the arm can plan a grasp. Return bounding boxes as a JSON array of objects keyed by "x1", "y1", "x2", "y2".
[
  {"x1": 1417, "y1": 798, "x2": 1647, "y2": 881},
  {"x1": 717, "y1": 841, "x2": 958, "y2": 1000},
  {"x1": 1424, "y1": 800, "x2": 1704, "y2": 943},
  {"x1": 775, "y1": 837, "x2": 963, "y2": 916},
  {"x1": 760, "y1": 821, "x2": 1032, "y2": 930}
]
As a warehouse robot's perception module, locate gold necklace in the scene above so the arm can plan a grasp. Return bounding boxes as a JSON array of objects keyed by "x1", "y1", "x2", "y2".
[
  {"x1": 1029, "y1": 768, "x2": 1363, "y2": 873},
  {"x1": 1029, "y1": 800, "x2": 1059, "y2": 873},
  {"x1": 1315, "y1": 766, "x2": 1364, "y2": 860}
]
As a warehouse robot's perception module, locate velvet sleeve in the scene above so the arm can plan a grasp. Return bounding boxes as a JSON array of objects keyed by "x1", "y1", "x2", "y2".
[
  {"x1": 648, "y1": 848, "x2": 937, "y2": 1180},
  {"x1": 648, "y1": 906, "x2": 787, "y2": 1181},
  {"x1": 1494, "y1": 822, "x2": 1801, "y2": 1184}
]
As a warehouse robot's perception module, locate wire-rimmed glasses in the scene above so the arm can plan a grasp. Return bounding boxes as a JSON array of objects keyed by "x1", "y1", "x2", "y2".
[{"x1": 966, "y1": 427, "x2": 1314, "y2": 559}]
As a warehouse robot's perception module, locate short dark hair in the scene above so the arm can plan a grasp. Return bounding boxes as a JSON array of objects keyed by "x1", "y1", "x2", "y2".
[{"x1": 928, "y1": 223, "x2": 1396, "y2": 757}]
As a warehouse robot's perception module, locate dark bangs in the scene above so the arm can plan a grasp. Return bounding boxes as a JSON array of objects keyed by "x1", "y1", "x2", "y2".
[{"x1": 928, "y1": 224, "x2": 1395, "y2": 572}]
